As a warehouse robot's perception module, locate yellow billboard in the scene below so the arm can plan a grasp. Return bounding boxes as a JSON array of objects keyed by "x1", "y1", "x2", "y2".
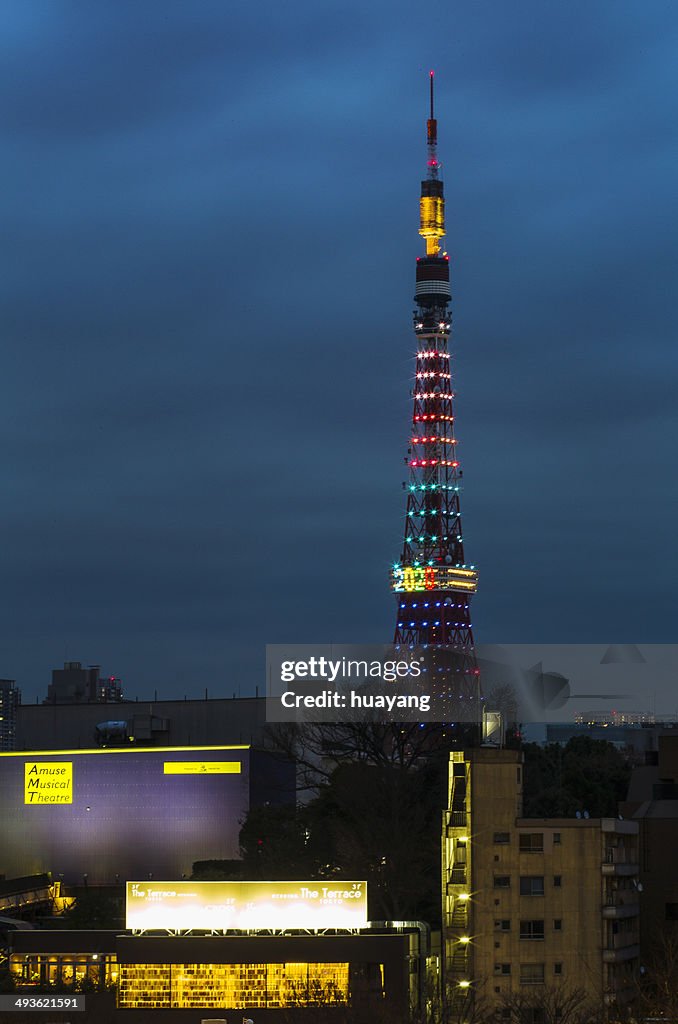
[
  {"x1": 162, "y1": 761, "x2": 241, "y2": 774},
  {"x1": 126, "y1": 880, "x2": 367, "y2": 930},
  {"x1": 163, "y1": 761, "x2": 241, "y2": 775},
  {"x1": 24, "y1": 762, "x2": 73, "y2": 804}
]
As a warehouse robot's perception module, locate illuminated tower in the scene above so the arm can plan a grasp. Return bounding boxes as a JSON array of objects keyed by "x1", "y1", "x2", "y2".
[{"x1": 391, "y1": 73, "x2": 479, "y2": 700}]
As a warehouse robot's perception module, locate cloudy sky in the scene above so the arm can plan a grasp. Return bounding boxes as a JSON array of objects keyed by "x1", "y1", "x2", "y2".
[{"x1": 2, "y1": 1, "x2": 677, "y2": 705}]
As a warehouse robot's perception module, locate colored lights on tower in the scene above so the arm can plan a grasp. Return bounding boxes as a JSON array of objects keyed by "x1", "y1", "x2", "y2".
[
  {"x1": 408, "y1": 458, "x2": 459, "y2": 468},
  {"x1": 391, "y1": 564, "x2": 479, "y2": 594},
  {"x1": 392, "y1": 73, "x2": 479, "y2": 681}
]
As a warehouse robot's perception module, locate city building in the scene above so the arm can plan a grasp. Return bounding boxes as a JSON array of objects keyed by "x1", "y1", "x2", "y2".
[
  {"x1": 45, "y1": 661, "x2": 123, "y2": 704},
  {"x1": 0, "y1": 874, "x2": 56, "y2": 920},
  {"x1": 15, "y1": 694, "x2": 268, "y2": 751},
  {"x1": 522, "y1": 720, "x2": 678, "y2": 757},
  {"x1": 443, "y1": 748, "x2": 640, "y2": 1017},
  {"x1": 0, "y1": 678, "x2": 20, "y2": 750},
  {"x1": 9, "y1": 883, "x2": 423, "y2": 1020},
  {"x1": 621, "y1": 733, "x2": 678, "y2": 956},
  {"x1": 390, "y1": 71, "x2": 480, "y2": 706},
  {"x1": 0, "y1": 745, "x2": 294, "y2": 883}
]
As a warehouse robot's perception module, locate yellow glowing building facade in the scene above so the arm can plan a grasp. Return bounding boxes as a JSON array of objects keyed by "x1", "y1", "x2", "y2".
[
  {"x1": 116, "y1": 960, "x2": 351, "y2": 1011},
  {"x1": 9, "y1": 930, "x2": 413, "y2": 1018}
]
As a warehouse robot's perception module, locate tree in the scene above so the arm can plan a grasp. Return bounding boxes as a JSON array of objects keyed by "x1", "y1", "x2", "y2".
[
  {"x1": 238, "y1": 802, "x2": 332, "y2": 880},
  {"x1": 263, "y1": 720, "x2": 457, "y2": 794},
  {"x1": 308, "y1": 756, "x2": 446, "y2": 922},
  {"x1": 236, "y1": 745, "x2": 448, "y2": 923},
  {"x1": 522, "y1": 738, "x2": 631, "y2": 818},
  {"x1": 191, "y1": 858, "x2": 244, "y2": 880},
  {"x1": 499, "y1": 984, "x2": 604, "y2": 1024},
  {"x1": 634, "y1": 930, "x2": 678, "y2": 1020},
  {"x1": 58, "y1": 891, "x2": 123, "y2": 930}
]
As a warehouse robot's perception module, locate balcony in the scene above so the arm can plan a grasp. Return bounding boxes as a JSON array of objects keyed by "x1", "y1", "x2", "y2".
[
  {"x1": 602, "y1": 851, "x2": 639, "y2": 876},
  {"x1": 446, "y1": 879, "x2": 469, "y2": 895},
  {"x1": 602, "y1": 944, "x2": 640, "y2": 964},
  {"x1": 602, "y1": 900, "x2": 639, "y2": 920},
  {"x1": 447, "y1": 810, "x2": 467, "y2": 829},
  {"x1": 450, "y1": 906, "x2": 468, "y2": 928}
]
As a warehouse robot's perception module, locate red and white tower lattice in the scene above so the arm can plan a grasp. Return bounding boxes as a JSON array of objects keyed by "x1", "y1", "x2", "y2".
[{"x1": 391, "y1": 73, "x2": 480, "y2": 702}]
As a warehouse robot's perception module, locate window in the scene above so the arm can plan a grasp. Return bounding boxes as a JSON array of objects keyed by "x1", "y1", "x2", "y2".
[
  {"x1": 520, "y1": 963, "x2": 545, "y2": 985},
  {"x1": 494, "y1": 920, "x2": 511, "y2": 932},
  {"x1": 494, "y1": 832, "x2": 510, "y2": 845},
  {"x1": 494, "y1": 876, "x2": 511, "y2": 889},
  {"x1": 553, "y1": 875, "x2": 562, "y2": 888},
  {"x1": 519, "y1": 833, "x2": 544, "y2": 853},
  {"x1": 554, "y1": 963, "x2": 563, "y2": 975},
  {"x1": 524, "y1": 1009, "x2": 545, "y2": 1024},
  {"x1": 520, "y1": 920, "x2": 545, "y2": 940},
  {"x1": 520, "y1": 876, "x2": 544, "y2": 896},
  {"x1": 553, "y1": 919, "x2": 562, "y2": 931},
  {"x1": 553, "y1": 832, "x2": 561, "y2": 845},
  {"x1": 494, "y1": 963, "x2": 511, "y2": 975}
]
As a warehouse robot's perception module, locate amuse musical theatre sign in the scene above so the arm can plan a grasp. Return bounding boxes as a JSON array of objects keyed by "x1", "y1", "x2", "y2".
[{"x1": 24, "y1": 762, "x2": 73, "y2": 804}]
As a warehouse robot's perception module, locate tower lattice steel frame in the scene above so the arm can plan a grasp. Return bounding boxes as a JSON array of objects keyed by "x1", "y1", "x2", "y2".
[{"x1": 391, "y1": 73, "x2": 480, "y2": 700}]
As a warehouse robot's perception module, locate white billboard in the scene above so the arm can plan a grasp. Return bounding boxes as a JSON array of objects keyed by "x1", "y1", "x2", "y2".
[{"x1": 126, "y1": 880, "x2": 367, "y2": 930}]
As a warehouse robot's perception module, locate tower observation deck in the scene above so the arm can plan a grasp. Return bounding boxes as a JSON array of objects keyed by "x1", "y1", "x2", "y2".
[{"x1": 391, "y1": 73, "x2": 480, "y2": 704}]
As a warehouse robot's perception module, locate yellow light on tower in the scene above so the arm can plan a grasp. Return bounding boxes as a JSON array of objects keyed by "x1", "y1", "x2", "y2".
[{"x1": 419, "y1": 195, "x2": 445, "y2": 255}]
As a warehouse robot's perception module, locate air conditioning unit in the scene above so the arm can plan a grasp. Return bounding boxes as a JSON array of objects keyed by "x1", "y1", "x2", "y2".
[{"x1": 201, "y1": 1019, "x2": 227, "y2": 1024}]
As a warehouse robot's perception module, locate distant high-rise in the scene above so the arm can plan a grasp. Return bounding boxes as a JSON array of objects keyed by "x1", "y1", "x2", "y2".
[
  {"x1": 390, "y1": 73, "x2": 479, "y2": 700},
  {"x1": 44, "y1": 661, "x2": 123, "y2": 704},
  {"x1": 0, "y1": 678, "x2": 20, "y2": 750}
]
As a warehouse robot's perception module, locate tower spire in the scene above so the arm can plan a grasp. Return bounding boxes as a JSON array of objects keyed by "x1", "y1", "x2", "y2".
[
  {"x1": 427, "y1": 70, "x2": 438, "y2": 179},
  {"x1": 390, "y1": 73, "x2": 480, "y2": 703},
  {"x1": 420, "y1": 71, "x2": 444, "y2": 254}
]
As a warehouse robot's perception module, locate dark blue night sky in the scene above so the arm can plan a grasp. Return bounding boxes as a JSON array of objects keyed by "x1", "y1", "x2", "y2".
[{"x1": 2, "y1": 2, "x2": 677, "y2": 702}]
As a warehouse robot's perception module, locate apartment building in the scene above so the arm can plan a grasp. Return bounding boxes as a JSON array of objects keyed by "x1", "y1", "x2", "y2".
[{"x1": 442, "y1": 748, "x2": 639, "y2": 1018}]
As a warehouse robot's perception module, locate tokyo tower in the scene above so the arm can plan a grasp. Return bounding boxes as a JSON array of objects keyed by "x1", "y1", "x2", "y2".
[{"x1": 391, "y1": 73, "x2": 480, "y2": 704}]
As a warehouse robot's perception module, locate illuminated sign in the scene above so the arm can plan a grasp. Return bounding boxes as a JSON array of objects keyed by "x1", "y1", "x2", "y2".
[
  {"x1": 391, "y1": 564, "x2": 478, "y2": 594},
  {"x1": 126, "y1": 880, "x2": 368, "y2": 930},
  {"x1": 24, "y1": 762, "x2": 73, "y2": 805},
  {"x1": 163, "y1": 761, "x2": 242, "y2": 775}
]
